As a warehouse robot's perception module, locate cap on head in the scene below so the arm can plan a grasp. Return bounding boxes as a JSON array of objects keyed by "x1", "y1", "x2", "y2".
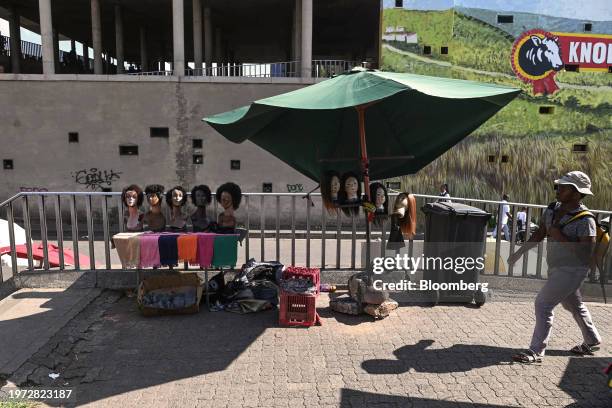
[{"x1": 554, "y1": 171, "x2": 593, "y2": 195}]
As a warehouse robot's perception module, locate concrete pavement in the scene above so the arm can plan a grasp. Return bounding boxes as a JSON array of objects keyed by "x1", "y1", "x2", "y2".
[{"x1": 1, "y1": 289, "x2": 610, "y2": 407}]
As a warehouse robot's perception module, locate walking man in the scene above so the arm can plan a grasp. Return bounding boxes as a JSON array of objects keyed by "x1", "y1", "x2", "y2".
[
  {"x1": 492, "y1": 194, "x2": 511, "y2": 240},
  {"x1": 508, "y1": 171, "x2": 602, "y2": 363}
]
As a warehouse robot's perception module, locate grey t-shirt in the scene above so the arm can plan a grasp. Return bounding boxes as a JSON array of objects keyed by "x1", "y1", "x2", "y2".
[{"x1": 543, "y1": 203, "x2": 596, "y2": 268}]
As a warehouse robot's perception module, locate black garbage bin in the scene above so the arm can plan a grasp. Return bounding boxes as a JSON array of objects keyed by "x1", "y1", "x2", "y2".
[{"x1": 421, "y1": 202, "x2": 491, "y2": 306}]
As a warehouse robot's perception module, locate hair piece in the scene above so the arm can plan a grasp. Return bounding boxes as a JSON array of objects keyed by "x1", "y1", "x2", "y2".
[
  {"x1": 144, "y1": 184, "x2": 165, "y2": 205},
  {"x1": 369, "y1": 182, "x2": 388, "y2": 225},
  {"x1": 191, "y1": 185, "x2": 212, "y2": 206},
  {"x1": 165, "y1": 186, "x2": 187, "y2": 207},
  {"x1": 216, "y1": 182, "x2": 242, "y2": 210},
  {"x1": 392, "y1": 193, "x2": 416, "y2": 239},
  {"x1": 121, "y1": 184, "x2": 144, "y2": 207},
  {"x1": 339, "y1": 171, "x2": 362, "y2": 217},
  {"x1": 321, "y1": 170, "x2": 341, "y2": 212}
]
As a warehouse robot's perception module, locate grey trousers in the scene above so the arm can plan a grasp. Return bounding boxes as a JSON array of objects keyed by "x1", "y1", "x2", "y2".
[{"x1": 529, "y1": 266, "x2": 602, "y2": 356}]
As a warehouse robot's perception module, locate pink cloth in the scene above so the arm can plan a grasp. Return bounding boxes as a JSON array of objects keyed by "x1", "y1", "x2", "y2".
[
  {"x1": 196, "y1": 233, "x2": 216, "y2": 267},
  {"x1": 139, "y1": 233, "x2": 161, "y2": 268}
]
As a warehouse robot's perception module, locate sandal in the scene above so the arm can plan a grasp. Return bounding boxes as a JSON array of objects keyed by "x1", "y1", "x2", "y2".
[
  {"x1": 570, "y1": 343, "x2": 600, "y2": 356},
  {"x1": 512, "y1": 350, "x2": 543, "y2": 364}
]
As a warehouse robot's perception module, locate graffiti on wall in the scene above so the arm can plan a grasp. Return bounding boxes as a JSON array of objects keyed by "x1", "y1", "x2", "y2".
[
  {"x1": 72, "y1": 168, "x2": 122, "y2": 191},
  {"x1": 287, "y1": 184, "x2": 304, "y2": 193}
]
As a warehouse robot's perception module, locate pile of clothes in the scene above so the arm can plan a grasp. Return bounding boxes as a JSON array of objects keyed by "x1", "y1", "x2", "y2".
[
  {"x1": 141, "y1": 285, "x2": 198, "y2": 310},
  {"x1": 211, "y1": 258, "x2": 283, "y2": 314}
]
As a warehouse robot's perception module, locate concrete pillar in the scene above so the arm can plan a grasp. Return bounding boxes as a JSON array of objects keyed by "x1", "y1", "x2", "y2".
[
  {"x1": 204, "y1": 7, "x2": 212, "y2": 73},
  {"x1": 53, "y1": 29, "x2": 60, "y2": 72},
  {"x1": 82, "y1": 41, "x2": 89, "y2": 71},
  {"x1": 38, "y1": 0, "x2": 55, "y2": 74},
  {"x1": 9, "y1": 5, "x2": 22, "y2": 74},
  {"x1": 301, "y1": 0, "x2": 312, "y2": 78},
  {"x1": 192, "y1": 0, "x2": 203, "y2": 72},
  {"x1": 91, "y1": 0, "x2": 103, "y2": 74},
  {"x1": 172, "y1": 0, "x2": 185, "y2": 75},
  {"x1": 139, "y1": 27, "x2": 148, "y2": 71},
  {"x1": 291, "y1": 0, "x2": 301, "y2": 74},
  {"x1": 114, "y1": 5, "x2": 124, "y2": 74}
]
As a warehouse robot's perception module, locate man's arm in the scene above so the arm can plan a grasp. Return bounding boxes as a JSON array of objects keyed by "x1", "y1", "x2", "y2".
[{"x1": 507, "y1": 221, "x2": 547, "y2": 266}]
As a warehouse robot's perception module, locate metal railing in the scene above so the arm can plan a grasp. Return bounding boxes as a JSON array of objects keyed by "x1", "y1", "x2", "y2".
[
  {"x1": 0, "y1": 191, "x2": 610, "y2": 285},
  {"x1": 126, "y1": 70, "x2": 174, "y2": 76},
  {"x1": 312, "y1": 60, "x2": 361, "y2": 78}
]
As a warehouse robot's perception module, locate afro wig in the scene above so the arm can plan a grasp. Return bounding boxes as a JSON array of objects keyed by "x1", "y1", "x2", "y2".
[
  {"x1": 191, "y1": 185, "x2": 212, "y2": 206},
  {"x1": 216, "y1": 182, "x2": 242, "y2": 210}
]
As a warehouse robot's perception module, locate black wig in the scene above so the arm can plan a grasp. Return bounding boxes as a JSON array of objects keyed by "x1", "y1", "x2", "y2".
[
  {"x1": 121, "y1": 184, "x2": 144, "y2": 207},
  {"x1": 191, "y1": 185, "x2": 212, "y2": 206},
  {"x1": 165, "y1": 186, "x2": 187, "y2": 207},
  {"x1": 216, "y1": 182, "x2": 242, "y2": 210},
  {"x1": 321, "y1": 170, "x2": 341, "y2": 212},
  {"x1": 144, "y1": 184, "x2": 165, "y2": 205},
  {"x1": 370, "y1": 182, "x2": 388, "y2": 214}
]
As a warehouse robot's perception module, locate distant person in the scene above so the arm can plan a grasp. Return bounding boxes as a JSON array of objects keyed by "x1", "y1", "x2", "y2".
[
  {"x1": 492, "y1": 194, "x2": 510, "y2": 240},
  {"x1": 516, "y1": 206, "x2": 528, "y2": 242},
  {"x1": 508, "y1": 171, "x2": 601, "y2": 363},
  {"x1": 437, "y1": 183, "x2": 451, "y2": 203},
  {"x1": 128, "y1": 64, "x2": 136, "y2": 73}
]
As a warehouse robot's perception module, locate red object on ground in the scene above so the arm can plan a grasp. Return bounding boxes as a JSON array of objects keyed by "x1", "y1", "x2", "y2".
[
  {"x1": 0, "y1": 243, "x2": 92, "y2": 267},
  {"x1": 282, "y1": 266, "x2": 321, "y2": 295},
  {"x1": 279, "y1": 291, "x2": 319, "y2": 327}
]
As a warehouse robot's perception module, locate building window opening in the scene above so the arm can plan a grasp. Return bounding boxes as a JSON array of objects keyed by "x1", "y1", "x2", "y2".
[
  {"x1": 262, "y1": 183, "x2": 273, "y2": 193},
  {"x1": 68, "y1": 132, "x2": 79, "y2": 143},
  {"x1": 501, "y1": 155, "x2": 509, "y2": 163},
  {"x1": 583, "y1": 23, "x2": 592, "y2": 32},
  {"x1": 497, "y1": 15, "x2": 514, "y2": 24},
  {"x1": 231, "y1": 160, "x2": 241, "y2": 170},
  {"x1": 193, "y1": 154, "x2": 203, "y2": 164},
  {"x1": 488, "y1": 155, "x2": 496, "y2": 163},
  {"x1": 572, "y1": 144, "x2": 588, "y2": 153},
  {"x1": 119, "y1": 145, "x2": 139, "y2": 156},
  {"x1": 539, "y1": 106, "x2": 555, "y2": 114},
  {"x1": 150, "y1": 127, "x2": 169, "y2": 138},
  {"x1": 3, "y1": 159, "x2": 14, "y2": 170},
  {"x1": 395, "y1": 0, "x2": 403, "y2": 8},
  {"x1": 440, "y1": 46, "x2": 449, "y2": 55},
  {"x1": 193, "y1": 139, "x2": 203, "y2": 149}
]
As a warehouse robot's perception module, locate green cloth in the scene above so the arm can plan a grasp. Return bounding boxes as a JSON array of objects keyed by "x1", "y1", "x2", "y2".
[
  {"x1": 203, "y1": 69, "x2": 520, "y2": 181},
  {"x1": 211, "y1": 234, "x2": 238, "y2": 268}
]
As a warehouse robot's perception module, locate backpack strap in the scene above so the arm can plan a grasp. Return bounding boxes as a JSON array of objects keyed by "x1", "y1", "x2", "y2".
[{"x1": 560, "y1": 210, "x2": 595, "y2": 227}]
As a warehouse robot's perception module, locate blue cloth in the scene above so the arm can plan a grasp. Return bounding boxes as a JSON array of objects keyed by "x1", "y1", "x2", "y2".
[
  {"x1": 211, "y1": 235, "x2": 238, "y2": 268},
  {"x1": 158, "y1": 234, "x2": 179, "y2": 266}
]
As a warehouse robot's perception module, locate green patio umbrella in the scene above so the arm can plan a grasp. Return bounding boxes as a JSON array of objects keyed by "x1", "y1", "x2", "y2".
[
  {"x1": 203, "y1": 69, "x2": 520, "y2": 200},
  {"x1": 203, "y1": 68, "x2": 520, "y2": 274}
]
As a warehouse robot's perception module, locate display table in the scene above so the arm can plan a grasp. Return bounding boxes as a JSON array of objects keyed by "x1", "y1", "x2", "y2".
[{"x1": 112, "y1": 231, "x2": 239, "y2": 309}]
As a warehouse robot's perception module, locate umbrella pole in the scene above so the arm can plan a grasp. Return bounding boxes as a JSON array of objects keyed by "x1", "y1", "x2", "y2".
[{"x1": 356, "y1": 106, "x2": 372, "y2": 284}]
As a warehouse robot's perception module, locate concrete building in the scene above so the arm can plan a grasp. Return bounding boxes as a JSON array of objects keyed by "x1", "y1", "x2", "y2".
[{"x1": 0, "y1": 0, "x2": 382, "y2": 202}]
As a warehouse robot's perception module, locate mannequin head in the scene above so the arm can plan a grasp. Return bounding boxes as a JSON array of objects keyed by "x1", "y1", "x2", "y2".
[
  {"x1": 191, "y1": 185, "x2": 212, "y2": 208},
  {"x1": 340, "y1": 171, "x2": 361, "y2": 202},
  {"x1": 165, "y1": 186, "x2": 187, "y2": 207},
  {"x1": 369, "y1": 182, "x2": 388, "y2": 213},
  {"x1": 216, "y1": 182, "x2": 242, "y2": 211},
  {"x1": 121, "y1": 184, "x2": 143, "y2": 208},
  {"x1": 144, "y1": 184, "x2": 165, "y2": 208},
  {"x1": 321, "y1": 170, "x2": 341, "y2": 211}
]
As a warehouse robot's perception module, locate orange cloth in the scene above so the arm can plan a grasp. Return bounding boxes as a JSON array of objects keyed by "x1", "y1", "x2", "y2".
[{"x1": 177, "y1": 235, "x2": 198, "y2": 263}]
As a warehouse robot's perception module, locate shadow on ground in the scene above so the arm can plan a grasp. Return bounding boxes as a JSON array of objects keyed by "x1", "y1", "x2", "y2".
[{"x1": 340, "y1": 388, "x2": 517, "y2": 408}]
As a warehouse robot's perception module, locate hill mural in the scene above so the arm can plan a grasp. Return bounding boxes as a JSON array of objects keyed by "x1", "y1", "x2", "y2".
[{"x1": 380, "y1": 6, "x2": 611, "y2": 211}]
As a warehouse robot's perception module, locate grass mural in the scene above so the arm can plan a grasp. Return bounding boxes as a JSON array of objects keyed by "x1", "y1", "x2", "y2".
[{"x1": 381, "y1": 8, "x2": 612, "y2": 210}]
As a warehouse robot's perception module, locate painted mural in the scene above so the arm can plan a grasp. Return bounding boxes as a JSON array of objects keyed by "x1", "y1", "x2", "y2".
[{"x1": 380, "y1": 0, "x2": 611, "y2": 211}]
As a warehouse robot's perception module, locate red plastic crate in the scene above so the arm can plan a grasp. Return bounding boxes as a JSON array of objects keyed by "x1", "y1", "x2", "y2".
[
  {"x1": 279, "y1": 291, "x2": 317, "y2": 327},
  {"x1": 282, "y1": 266, "x2": 320, "y2": 295}
]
